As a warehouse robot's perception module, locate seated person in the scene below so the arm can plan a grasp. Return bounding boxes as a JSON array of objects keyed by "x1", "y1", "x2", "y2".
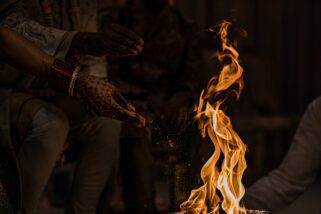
[
  {"x1": 100, "y1": 0, "x2": 203, "y2": 212},
  {"x1": 244, "y1": 96, "x2": 321, "y2": 213},
  {"x1": 0, "y1": 1, "x2": 145, "y2": 212}
]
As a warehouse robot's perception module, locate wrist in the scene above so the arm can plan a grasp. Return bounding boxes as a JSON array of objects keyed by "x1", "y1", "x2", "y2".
[
  {"x1": 69, "y1": 32, "x2": 95, "y2": 55},
  {"x1": 48, "y1": 59, "x2": 79, "y2": 95},
  {"x1": 69, "y1": 33, "x2": 83, "y2": 53}
]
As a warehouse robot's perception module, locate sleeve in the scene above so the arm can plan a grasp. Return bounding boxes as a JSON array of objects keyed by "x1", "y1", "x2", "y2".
[
  {"x1": 0, "y1": 0, "x2": 17, "y2": 15},
  {"x1": 243, "y1": 97, "x2": 321, "y2": 212},
  {"x1": 0, "y1": 1, "x2": 77, "y2": 60},
  {"x1": 81, "y1": 55, "x2": 107, "y2": 78}
]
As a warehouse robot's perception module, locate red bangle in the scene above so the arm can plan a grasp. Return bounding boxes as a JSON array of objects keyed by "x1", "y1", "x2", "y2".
[
  {"x1": 48, "y1": 48, "x2": 81, "y2": 94},
  {"x1": 48, "y1": 59, "x2": 74, "y2": 93}
]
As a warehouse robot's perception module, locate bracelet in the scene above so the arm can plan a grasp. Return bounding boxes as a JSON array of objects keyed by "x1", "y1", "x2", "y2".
[
  {"x1": 48, "y1": 59, "x2": 73, "y2": 92},
  {"x1": 68, "y1": 66, "x2": 80, "y2": 97}
]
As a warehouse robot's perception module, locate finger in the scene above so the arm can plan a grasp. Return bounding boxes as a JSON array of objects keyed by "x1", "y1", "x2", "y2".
[
  {"x1": 114, "y1": 90, "x2": 136, "y2": 112},
  {"x1": 105, "y1": 81, "x2": 116, "y2": 90},
  {"x1": 90, "y1": 39, "x2": 130, "y2": 57},
  {"x1": 99, "y1": 46, "x2": 131, "y2": 57},
  {"x1": 111, "y1": 24, "x2": 144, "y2": 45},
  {"x1": 108, "y1": 99, "x2": 145, "y2": 126},
  {"x1": 114, "y1": 108, "x2": 145, "y2": 127},
  {"x1": 108, "y1": 31, "x2": 143, "y2": 52},
  {"x1": 104, "y1": 41, "x2": 139, "y2": 56},
  {"x1": 105, "y1": 32, "x2": 141, "y2": 53}
]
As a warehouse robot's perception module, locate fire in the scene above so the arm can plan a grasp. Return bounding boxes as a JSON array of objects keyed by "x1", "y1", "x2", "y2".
[{"x1": 180, "y1": 21, "x2": 247, "y2": 214}]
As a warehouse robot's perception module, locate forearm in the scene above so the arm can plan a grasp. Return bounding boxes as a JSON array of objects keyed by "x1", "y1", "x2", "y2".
[
  {"x1": 0, "y1": 27, "x2": 53, "y2": 78},
  {"x1": 244, "y1": 166, "x2": 316, "y2": 212},
  {"x1": 244, "y1": 98, "x2": 321, "y2": 212},
  {"x1": 0, "y1": 1, "x2": 76, "y2": 59}
]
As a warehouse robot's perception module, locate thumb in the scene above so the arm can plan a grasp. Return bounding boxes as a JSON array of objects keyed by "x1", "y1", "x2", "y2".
[{"x1": 108, "y1": 99, "x2": 146, "y2": 127}]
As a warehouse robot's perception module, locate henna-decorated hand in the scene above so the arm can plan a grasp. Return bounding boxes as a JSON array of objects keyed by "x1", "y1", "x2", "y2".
[
  {"x1": 70, "y1": 24, "x2": 144, "y2": 57},
  {"x1": 48, "y1": 59, "x2": 145, "y2": 127},
  {"x1": 75, "y1": 74, "x2": 146, "y2": 126}
]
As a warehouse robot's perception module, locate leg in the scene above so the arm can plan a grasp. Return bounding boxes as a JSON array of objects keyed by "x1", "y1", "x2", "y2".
[
  {"x1": 65, "y1": 117, "x2": 121, "y2": 214},
  {"x1": 121, "y1": 137, "x2": 156, "y2": 214},
  {"x1": 18, "y1": 104, "x2": 69, "y2": 214}
]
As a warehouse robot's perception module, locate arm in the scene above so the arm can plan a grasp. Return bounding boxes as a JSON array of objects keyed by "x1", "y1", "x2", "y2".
[
  {"x1": 0, "y1": 27, "x2": 145, "y2": 126},
  {"x1": 0, "y1": 26, "x2": 53, "y2": 78},
  {"x1": 244, "y1": 97, "x2": 321, "y2": 212},
  {"x1": 0, "y1": 1, "x2": 76, "y2": 59},
  {"x1": 0, "y1": 1, "x2": 143, "y2": 61}
]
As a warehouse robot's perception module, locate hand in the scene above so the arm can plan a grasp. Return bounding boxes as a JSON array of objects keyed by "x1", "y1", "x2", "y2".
[
  {"x1": 163, "y1": 92, "x2": 191, "y2": 130},
  {"x1": 48, "y1": 59, "x2": 145, "y2": 126},
  {"x1": 70, "y1": 24, "x2": 144, "y2": 57},
  {"x1": 75, "y1": 74, "x2": 146, "y2": 127}
]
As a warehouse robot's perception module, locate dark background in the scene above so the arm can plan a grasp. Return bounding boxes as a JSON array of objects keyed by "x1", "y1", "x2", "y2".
[
  {"x1": 99, "y1": 0, "x2": 321, "y2": 113},
  {"x1": 97, "y1": 0, "x2": 321, "y2": 212},
  {"x1": 175, "y1": 1, "x2": 321, "y2": 213},
  {"x1": 178, "y1": 0, "x2": 321, "y2": 114},
  {"x1": 42, "y1": 0, "x2": 321, "y2": 213},
  {"x1": 176, "y1": 0, "x2": 321, "y2": 178}
]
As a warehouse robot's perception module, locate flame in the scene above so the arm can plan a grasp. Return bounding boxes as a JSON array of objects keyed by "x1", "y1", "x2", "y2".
[{"x1": 180, "y1": 20, "x2": 247, "y2": 214}]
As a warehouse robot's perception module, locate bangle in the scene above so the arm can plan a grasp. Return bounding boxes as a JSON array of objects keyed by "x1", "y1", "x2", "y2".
[
  {"x1": 48, "y1": 59, "x2": 73, "y2": 92},
  {"x1": 69, "y1": 66, "x2": 80, "y2": 97}
]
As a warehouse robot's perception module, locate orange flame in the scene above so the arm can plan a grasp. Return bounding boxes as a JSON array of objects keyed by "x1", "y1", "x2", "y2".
[{"x1": 180, "y1": 20, "x2": 247, "y2": 214}]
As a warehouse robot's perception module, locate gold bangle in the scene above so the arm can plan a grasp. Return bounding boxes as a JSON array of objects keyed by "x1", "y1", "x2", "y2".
[{"x1": 69, "y1": 66, "x2": 80, "y2": 97}]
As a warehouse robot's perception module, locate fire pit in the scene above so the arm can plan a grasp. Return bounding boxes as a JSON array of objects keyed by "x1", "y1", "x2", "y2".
[
  {"x1": 170, "y1": 210, "x2": 270, "y2": 214},
  {"x1": 169, "y1": 210, "x2": 271, "y2": 214},
  {"x1": 246, "y1": 210, "x2": 270, "y2": 214}
]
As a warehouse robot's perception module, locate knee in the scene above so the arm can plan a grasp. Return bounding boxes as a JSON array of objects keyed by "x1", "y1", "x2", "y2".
[
  {"x1": 32, "y1": 104, "x2": 70, "y2": 153},
  {"x1": 35, "y1": 104, "x2": 70, "y2": 135}
]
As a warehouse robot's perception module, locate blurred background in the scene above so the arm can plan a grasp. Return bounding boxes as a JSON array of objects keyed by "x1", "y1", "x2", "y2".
[{"x1": 40, "y1": 0, "x2": 321, "y2": 213}]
